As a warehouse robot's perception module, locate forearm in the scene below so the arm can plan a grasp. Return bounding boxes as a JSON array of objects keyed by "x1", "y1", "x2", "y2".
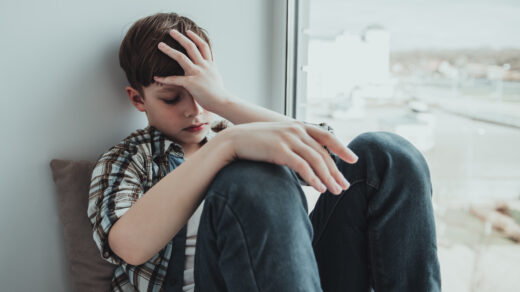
[
  {"x1": 109, "y1": 132, "x2": 234, "y2": 266},
  {"x1": 210, "y1": 94, "x2": 296, "y2": 125}
]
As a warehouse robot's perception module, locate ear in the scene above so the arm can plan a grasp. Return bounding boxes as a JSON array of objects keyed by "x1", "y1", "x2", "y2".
[{"x1": 126, "y1": 86, "x2": 146, "y2": 112}]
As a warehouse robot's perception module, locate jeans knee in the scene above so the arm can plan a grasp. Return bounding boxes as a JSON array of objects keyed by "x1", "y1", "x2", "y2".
[
  {"x1": 205, "y1": 159, "x2": 306, "y2": 217},
  {"x1": 349, "y1": 131, "x2": 432, "y2": 185}
]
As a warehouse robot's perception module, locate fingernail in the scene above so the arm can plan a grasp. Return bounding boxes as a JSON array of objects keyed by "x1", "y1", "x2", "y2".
[
  {"x1": 341, "y1": 177, "x2": 350, "y2": 189},
  {"x1": 351, "y1": 150, "x2": 359, "y2": 161},
  {"x1": 319, "y1": 183, "x2": 327, "y2": 193},
  {"x1": 158, "y1": 42, "x2": 165, "y2": 48}
]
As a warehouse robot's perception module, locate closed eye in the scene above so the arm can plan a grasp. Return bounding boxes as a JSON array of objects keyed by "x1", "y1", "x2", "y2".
[{"x1": 163, "y1": 97, "x2": 180, "y2": 104}]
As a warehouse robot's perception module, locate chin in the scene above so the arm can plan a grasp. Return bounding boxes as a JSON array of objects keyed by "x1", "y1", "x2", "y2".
[{"x1": 183, "y1": 128, "x2": 207, "y2": 139}]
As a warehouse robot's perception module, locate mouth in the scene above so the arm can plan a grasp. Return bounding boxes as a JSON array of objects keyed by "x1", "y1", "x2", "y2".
[{"x1": 183, "y1": 123, "x2": 207, "y2": 131}]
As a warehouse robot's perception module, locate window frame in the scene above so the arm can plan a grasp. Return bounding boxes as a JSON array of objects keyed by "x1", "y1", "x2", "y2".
[{"x1": 284, "y1": 0, "x2": 310, "y2": 120}]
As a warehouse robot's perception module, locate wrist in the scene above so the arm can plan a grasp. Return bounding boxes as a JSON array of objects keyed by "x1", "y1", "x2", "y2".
[
  {"x1": 208, "y1": 92, "x2": 235, "y2": 115},
  {"x1": 210, "y1": 127, "x2": 237, "y2": 164}
]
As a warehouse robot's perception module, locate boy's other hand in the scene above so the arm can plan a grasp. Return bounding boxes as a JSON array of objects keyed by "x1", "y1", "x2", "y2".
[
  {"x1": 154, "y1": 29, "x2": 230, "y2": 112},
  {"x1": 221, "y1": 121, "x2": 359, "y2": 195}
]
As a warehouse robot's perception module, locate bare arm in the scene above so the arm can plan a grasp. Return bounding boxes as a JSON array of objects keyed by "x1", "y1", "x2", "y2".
[
  {"x1": 108, "y1": 132, "x2": 234, "y2": 266},
  {"x1": 210, "y1": 96, "x2": 295, "y2": 125}
]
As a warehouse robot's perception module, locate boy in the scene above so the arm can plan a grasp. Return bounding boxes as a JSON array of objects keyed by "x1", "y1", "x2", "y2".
[{"x1": 88, "y1": 12, "x2": 441, "y2": 292}]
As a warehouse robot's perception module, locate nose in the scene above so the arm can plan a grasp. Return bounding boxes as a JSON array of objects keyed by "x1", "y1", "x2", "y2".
[{"x1": 184, "y1": 96, "x2": 204, "y2": 117}]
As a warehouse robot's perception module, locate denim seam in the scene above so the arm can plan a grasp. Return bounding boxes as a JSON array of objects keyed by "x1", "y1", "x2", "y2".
[
  {"x1": 311, "y1": 178, "x2": 383, "y2": 291},
  {"x1": 367, "y1": 228, "x2": 381, "y2": 291},
  {"x1": 312, "y1": 178, "x2": 364, "y2": 247},
  {"x1": 209, "y1": 191, "x2": 261, "y2": 292},
  {"x1": 364, "y1": 181, "x2": 384, "y2": 291},
  {"x1": 366, "y1": 179, "x2": 379, "y2": 190},
  {"x1": 365, "y1": 180, "x2": 379, "y2": 216}
]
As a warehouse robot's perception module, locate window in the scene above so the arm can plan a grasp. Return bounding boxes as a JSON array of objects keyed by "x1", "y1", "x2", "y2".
[{"x1": 290, "y1": 0, "x2": 520, "y2": 290}]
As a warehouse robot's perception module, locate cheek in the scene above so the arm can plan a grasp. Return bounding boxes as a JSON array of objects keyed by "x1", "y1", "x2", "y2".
[
  {"x1": 161, "y1": 107, "x2": 184, "y2": 123},
  {"x1": 148, "y1": 104, "x2": 170, "y2": 119},
  {"x1": 155, "y1": 103, "x2": 177, "y2": 115}
]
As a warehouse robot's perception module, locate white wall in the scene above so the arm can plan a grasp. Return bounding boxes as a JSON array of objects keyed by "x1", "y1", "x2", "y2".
[{"x1": 0, "y1": 0, "x2": 287, "y2": 290}]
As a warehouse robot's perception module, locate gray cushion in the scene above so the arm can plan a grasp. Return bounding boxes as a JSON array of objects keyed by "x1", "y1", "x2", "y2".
[{"x1": 50, "y1": 159, "x2": 115, "y2": 292}]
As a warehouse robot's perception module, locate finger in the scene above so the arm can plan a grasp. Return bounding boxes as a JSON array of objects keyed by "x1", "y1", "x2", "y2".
[
  {"x1": 153, "y1": 75, "x2": 187, "y2": 88},
  {"x1": 157, "y1": 42, "x2": 196, "y2": 73},
  {"x1": 291, "y1": 140, "x2": 344, "y2": 195},
  {"x1": 283, "y1": 150, "x2": 328, "y2": 194},
  {"x1": 304, "y1": 124, "x2": 359, "y2": 164},
  {"x1": 186, "y1": 30, "x2": 213, "y2": 62},
  {"x1": 168, "y1": 29, "x2": 204, "y2": 65},
  {"x1": 300, "y1": 135, "x2": 350, "y2": 190}
]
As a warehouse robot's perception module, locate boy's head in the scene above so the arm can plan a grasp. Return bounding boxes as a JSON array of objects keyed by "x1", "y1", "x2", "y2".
[{"x1": 119, "y1": 12, "x2": 217, "y2": 154}]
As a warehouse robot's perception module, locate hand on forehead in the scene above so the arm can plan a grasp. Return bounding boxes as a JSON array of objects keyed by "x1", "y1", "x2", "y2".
[{"x1": 155, "y1": 81, "x2": 182, "y2": 91}]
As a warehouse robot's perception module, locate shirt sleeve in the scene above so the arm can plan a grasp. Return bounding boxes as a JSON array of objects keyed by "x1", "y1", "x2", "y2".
[
  {"x1": 87, "y1": 147, "x2": 144, "y2": 266},
  {"x1": 295, "y1": 121, "x2": 337, "y2": 187}
]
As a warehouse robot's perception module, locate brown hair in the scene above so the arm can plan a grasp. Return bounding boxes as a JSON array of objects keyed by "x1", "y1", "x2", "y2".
[{"x1": 119, "y1": 12, "x2": 212, "y2": 97}]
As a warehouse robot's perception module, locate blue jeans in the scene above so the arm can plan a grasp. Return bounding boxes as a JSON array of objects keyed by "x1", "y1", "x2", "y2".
[{"x1": 193, "y1": 131, "x2": 441, "y2": 292}]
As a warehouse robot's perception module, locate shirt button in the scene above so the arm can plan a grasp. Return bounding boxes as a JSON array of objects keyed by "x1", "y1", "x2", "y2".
[{"x1": 103, "y1": 251, "x2": 110, "y2": 258}]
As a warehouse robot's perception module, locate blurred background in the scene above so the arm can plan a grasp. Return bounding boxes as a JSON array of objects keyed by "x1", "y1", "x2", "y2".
[{"x1": 296, "y1": 0, "x2": 520, "y2": 291}]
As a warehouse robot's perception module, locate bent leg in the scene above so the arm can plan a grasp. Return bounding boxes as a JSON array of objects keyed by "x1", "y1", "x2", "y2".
[
  {"x1": 310, "y1": 131, "x2": 441, "y2": 292},
  {"x1": 194, "y1": 160, "x2": 322, "y2": 292}
]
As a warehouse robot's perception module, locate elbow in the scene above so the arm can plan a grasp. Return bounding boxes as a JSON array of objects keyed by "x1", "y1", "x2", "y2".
[
  {"x1": 126, "y1": 254, "x2": 146, "y2": 266},
  {"x1": 108, "y1": 223, "x2": 146, "y2": 266}
]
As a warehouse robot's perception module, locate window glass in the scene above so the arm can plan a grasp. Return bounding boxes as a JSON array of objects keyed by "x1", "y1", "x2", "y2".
[{"x1": 301, "y1": 0, "x2": 520, "y2": 289}]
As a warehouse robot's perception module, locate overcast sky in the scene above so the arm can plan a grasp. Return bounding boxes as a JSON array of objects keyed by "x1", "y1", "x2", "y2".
[{"x1": 310, "y1": 0, "x2": 520, "y2": 51}]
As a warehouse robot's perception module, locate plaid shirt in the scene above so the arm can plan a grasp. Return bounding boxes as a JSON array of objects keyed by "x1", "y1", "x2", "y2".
[{"x1": 87, "y1": 120, "x2": 335, "y2": 291}]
